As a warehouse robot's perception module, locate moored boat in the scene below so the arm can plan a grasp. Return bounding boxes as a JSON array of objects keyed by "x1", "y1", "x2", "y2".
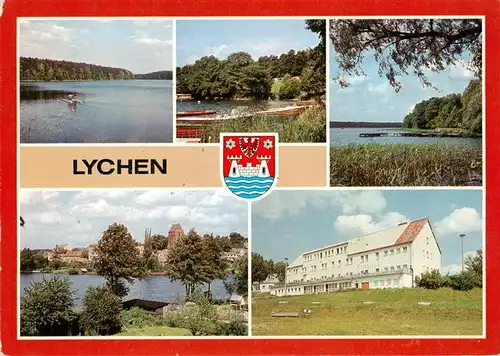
[{"x1": 176, "y1": 110, "x2": 217, "y2": 118}]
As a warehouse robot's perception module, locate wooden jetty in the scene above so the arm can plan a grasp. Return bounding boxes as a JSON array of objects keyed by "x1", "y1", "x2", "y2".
[{"x1": 122, "y1": 298, "x2": 170, "y2": 311}]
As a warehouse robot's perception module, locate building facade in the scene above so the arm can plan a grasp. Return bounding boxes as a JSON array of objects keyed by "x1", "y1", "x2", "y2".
[{"x1": 270, "y1": 218, "x2": 441, "y2": 296}]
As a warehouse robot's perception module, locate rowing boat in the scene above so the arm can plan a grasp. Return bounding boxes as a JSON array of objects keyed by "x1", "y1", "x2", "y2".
[{"x1": 176, "y1": 110, "x2": 216, "y2": 118}]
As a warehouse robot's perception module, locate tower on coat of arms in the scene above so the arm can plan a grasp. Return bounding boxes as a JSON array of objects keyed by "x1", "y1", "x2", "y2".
[{"x1": 220, "y1": 133, "x2": 278, "y2": 201}]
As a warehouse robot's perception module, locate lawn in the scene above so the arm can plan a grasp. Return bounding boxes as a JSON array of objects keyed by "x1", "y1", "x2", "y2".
[
  {"x1": 252, "y1": 288, "x2": 482, "y2": 336},
  {"x1": 330, "y1": 143, "x2": 482, "y2": 186},
  {"x1": 117, "y1": 325, "x2": 192, "y2": 336}
]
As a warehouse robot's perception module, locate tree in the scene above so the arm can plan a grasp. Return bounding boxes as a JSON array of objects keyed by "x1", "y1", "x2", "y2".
[
  {"x1": 251, "y1": 253, "x2": 271, "y2": 283},
  {"x1": 273, "y1": 261, "x2": 287, "y2": 283},
  {"x1": 151, "y1": 234, "x2": 168, "y2": 250},
  {"x1": 330, "y1": 19, "x2": 482, "y2": 91},
  {"x1": 93, "y1": 223, "x2": 146, "y2": 297},
  {"x1": 164, "y1": 229, "x2": 209, "y2": 297},
  {"x1": 201, "y1": 235, "x2": 228, "y2": 294},
  {"x1": 81, "y1": 286, "x2": 123, "y2": 336},
  {"x1": 20, "y1": 276, "x2": 77, "y2": 336},
  {"x1": 224, "y1": 253, "x2": 248, "y2": 296},
  {"x1": 465, "y1": 248, "x2": 482, "y2": 281},
  {"x1": 416, "y1": 269, "x2": 444, "y2": 289},
  {"x1": 20, "y1": 248, "x2": 36, "y2": 272}
]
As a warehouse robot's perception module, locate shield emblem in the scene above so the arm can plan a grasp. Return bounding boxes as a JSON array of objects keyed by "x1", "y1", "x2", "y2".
[{"x1": 220, "y1": 133, "x2": 279, "y2": 201}]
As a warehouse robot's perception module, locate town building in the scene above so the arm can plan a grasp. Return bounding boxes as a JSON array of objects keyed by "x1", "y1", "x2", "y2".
[
  {"x1": 270, "y1": 218, "x2": 441, "y2": 296},
  {"x1": 168, "y1": 223, "x2": 184, "y2": 248},
  {"x1": 221, "y1": 248, "x2": 246, "y2": 262},
  {"x1": 255, "y1": 274, "x2": 280, "y2": 293},
  {"x1": 156, "y1": 249, "x2": 169, "y2": 263}
]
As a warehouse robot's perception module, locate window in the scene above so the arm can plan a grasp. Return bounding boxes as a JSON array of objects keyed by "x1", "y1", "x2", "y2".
[
  {"x1": 427, "y1": 251, "x2": 429, "y2": 259},
  {"x1": 387, "y1": 279, "x2": 392, "y2": 285},
  {"x1": 384, "y1": 267, "x2": 388, "y2": 272},
  {"x1": 350, "y1": 257, "x2": 353, "y2": 264},
  {"x1": 390, "y1": 249, "x2": 394, "y2": 255},
  {"x1": 384, "y1": 250, "x2": 388, "y2": 256},
  {"x1": 376, "y1": 252, "x2": 380, "y2": 260},
  {"x1": 364, "y1": 269, "x2": 368, "y2": 274},
  {"x1": 422, "y1": 250, "x2": 426, "y2": 257},
  {"x1": 338, "y1": 260, "x2": 341, "y2": 265},
  {"x1": 332, "y1": 261, "x2": 335, "y2": 267},
  {"x1": 346, "y1": 258, "x2": 349, "y2": 265},
  {"x1": 361, "y1": 256, "x2": 364, "y2": 262},
  {"x1": 374, "y1": 280, "x2": 378, "y2": 286},
  {"x1": 390, "y1": 266, "x2": 395, "y2": 271},
  {"x1": 380, "y1": 280, "x2": 385, "y2": 286},
  {"x1": 403, "y1": 246, "x2": 408, "y2": 253},
  {"x1": 397, "y1": 265, "x2": 401, "y2": 270},
  {"x1": 431, "y1": 253, "x2": 433, "y2": 260},
  {"x1": 427, "y1": 237, "x2": 429, "y2": 245},
  {"x1": 336, "y1": 248, "x2": 339, "y2": 254},
  {"x1": 403, "y1": 264, "x2": 408, "y2": 269},
  {"x1": 320, "y1": 252, "x2": 323, "y2": 258},
  {"x1": 365, "y1": 254, "x2": 368, "y2": 262},
  {"x1": 396, "y1": 248, "x2": 400, "y2": 254},
  {"x1": 376, "y1": 268, "x2": 380, "y2": 272}
]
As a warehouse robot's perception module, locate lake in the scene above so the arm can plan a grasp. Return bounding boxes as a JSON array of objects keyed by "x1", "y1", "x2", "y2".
[
  {"x1": 20, "y1": 273, "x2": 229, "y2": 306},
  {"x1": 330, "y1": 127, "x2": 482, "y2": 149},
  {"x1": 177, "y1": 99, "x2": 298, "y2": 116},
  {"x1": 20, "y1": 80, "x2": 173, "y2": 143}
]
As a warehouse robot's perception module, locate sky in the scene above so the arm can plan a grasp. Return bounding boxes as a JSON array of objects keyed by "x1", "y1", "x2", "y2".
[
  {"x1": 329, "y1": 46, "x2": 476, "y2": 123},
  {"x1": 20, "y1": 190, "x2": 248, "y2": 249},
  {"x1": 176, "y1": 19, "x2": 320, "y2": 66},
  {"x1": 252, "y1": 190, "x2": 483, "y2": 275},
  {"x1": 19, "y1": 19, "x2": 173, "y2": 73}
]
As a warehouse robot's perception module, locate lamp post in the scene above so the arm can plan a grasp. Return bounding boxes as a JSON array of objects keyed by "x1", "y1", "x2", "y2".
[
  {"x1": 284, "y1": 257, "x2": 288, "y2": 297},
  {"x1": 460, "y1": 234, "x2": 466, "y2": 271}
]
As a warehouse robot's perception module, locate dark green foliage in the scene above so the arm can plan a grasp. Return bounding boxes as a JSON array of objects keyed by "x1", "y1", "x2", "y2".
[
  {"x1": 330, "y1": 19, "x2": 482, "y2": 91},
  {"x1": 20, "y1": 57, "x2": 134, "y2": 81},
  {"x1": 416, "y1": 269, "x2": 445, "y2": 289},
  {"x1": 176, "y1": 20, "x2": 325, "y2": 100},
  {"x1": 20, "y1": 276, "x2": 77, "y2": 336},
  {"x1": 448, "y1": 270, "x2": 480, "y2": 291},
  {"x1": 216, "y1": 316, "x2": 248, "y2": 336},
  {"x1": 403, "y1": 79, "x2": 482, "y2": 133},
  {"x1": 151, "y1": 234, "x2": 169, "y2": 250},
  {"x1": 134, "y1": 70, "x2": 173, "y2": 80},
  {"x1": 122, "y1": 307, "x2": 159, "y2": 329},
  {"x1": 93, "y1": 223, "x2": 146, "y2": 297},
  {"x1": 68, "y1": 268, "x2": 79, "y2": 275},
  {"x1": 465, "y1": 248, "x2": 482, "y2": 285},
  {"x1": 20, "y1": 248, "x2": 50, "y2": 272},
  {"x1": 81, "y1": 286, "x2": 123, "y2": 336}
]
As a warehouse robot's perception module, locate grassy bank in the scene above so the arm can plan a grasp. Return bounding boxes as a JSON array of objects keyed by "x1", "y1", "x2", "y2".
[
  {"x1": 330, "y1": 143, "x2": 482, "y2": 186},
  {"x1": 252, "y1": 288, "x2": 482, "y2": 336},
  {"x1": 200, "y1": 105, "x2": 326, "y2": 143}
]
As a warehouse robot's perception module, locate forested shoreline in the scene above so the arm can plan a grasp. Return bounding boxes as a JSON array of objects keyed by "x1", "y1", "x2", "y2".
[
  {"x1": 176, "y1": 20, "x2": 326, "y2": 101},
  {"x1": 403, "y1": 79, "x2": 482, "y2": 134},
  {"x1": 20, "y1": 57, "x2": 172, "y2": 81}
]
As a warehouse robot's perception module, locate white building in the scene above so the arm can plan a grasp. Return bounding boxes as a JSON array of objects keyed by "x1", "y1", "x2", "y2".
[
  {"x1": 258, "y1": 274, "x2": 280, "y2": 293},
  {"x1": 221, "y1": 248, "x2": 246, "y2": 262},
  {"x1": 270, "y1": 218, "x2": 441, "y2": 296}
]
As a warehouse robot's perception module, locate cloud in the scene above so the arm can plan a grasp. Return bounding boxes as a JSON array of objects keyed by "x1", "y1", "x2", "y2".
[
  {"x1": 20, "y1": 190, "x2": 248, "y2": 249},
  {"x1": 434, "y1": 207, "x2": 482, "y2": 236},
  {"x1": 442, "y1": 263, "x2": 461, "y2": 275},
  {"x1": 253, "y1": 191, "x2": 387, "y2": 221},
  {"x1": 448, "y1": 60, "x2": 474, "y2": 78},
  {"x1": 129, "y1": 29, "x2": 172, "y2": 47},
  {"x1": 367, "y1": 81, "x2": 390, "y2": 94},
  {"x1": 333, "y1": 212, "x2": 410, "y2": 238}
]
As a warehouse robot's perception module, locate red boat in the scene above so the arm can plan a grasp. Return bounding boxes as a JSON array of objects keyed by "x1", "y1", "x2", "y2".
[{"x1": 176, "y1": 110, "x2": 216, "y2": 118}]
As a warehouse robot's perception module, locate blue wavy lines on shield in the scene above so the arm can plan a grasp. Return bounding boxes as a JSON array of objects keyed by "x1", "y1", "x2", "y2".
[{"x1": 224, "y1": 176, "x2": 274, "y2": 200}]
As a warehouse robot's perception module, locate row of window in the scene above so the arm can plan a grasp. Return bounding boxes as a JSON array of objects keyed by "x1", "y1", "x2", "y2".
[
  {"x1": 423, "y1": 250, "x2": 434, "y2": 260},
  {"x1": 304, "y1": 245, "x2": 348, "y2": 262},
  {"x1": 373, "y1": 279, "x2": 399, "y2": 287}
]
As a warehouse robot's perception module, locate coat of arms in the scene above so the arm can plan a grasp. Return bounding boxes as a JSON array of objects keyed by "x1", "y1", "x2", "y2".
[{"x1": 220, "y1": 133, "x2": 278, "y2": 201}]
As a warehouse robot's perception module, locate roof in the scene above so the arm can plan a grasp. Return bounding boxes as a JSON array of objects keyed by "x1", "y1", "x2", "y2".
[
  {"x1": 395, "y1": 218, "x2": 428, "y2": 245},
  {"x1": 62, "y1": 250, "x2": 81, "y2": 258},
  {"x1": 287, "y1": 218, "x2": 436, "y2": 267},
  {"x1": 168, "y1": 223, "x2": 184, "y2": 234}
]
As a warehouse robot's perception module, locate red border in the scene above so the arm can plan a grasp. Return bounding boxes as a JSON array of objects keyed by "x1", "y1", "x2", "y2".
[{"x1": 2, "y1": 0, "x2": 500, "y2": 354}]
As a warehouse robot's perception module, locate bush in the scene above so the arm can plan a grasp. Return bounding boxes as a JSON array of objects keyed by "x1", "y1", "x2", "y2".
[
  {"x1": 216, "y1": 316, "x2": 248, "y2": 336},
  {"x1": 122, "y1": 307, "x2": 158, "y2": 329},
  {"x1": 449, "y1": 270, "x2": 480, "y2": 291},
  {"x1": 20, "y1": 276, "x2": 77, "y2": 336},
  {"x1": 416, "y1": 269, "x2": 445, "y2": 289},
  {"x1": 81, "y1": 285, "x2": 123, "y2": 336},
  {"x1": 68, "y1": 268, "x2": 79, "y2": 275}
]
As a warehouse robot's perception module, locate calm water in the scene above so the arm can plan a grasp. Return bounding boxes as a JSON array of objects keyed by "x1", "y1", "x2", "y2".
[
  {"x1": 177, "y1": 100, "x2": 296, "y2": 116},
  {"x1": 20, "y1": 80, "x2": 173, "y2": 143},
  {"x1": 330, "y1": 127, "x2": 482, "y2": 149},
  {"x1": 20, "y1": 273, "x2": 229, "y2": 306}
]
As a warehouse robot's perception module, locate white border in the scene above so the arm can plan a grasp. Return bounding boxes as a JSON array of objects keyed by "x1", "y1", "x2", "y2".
[{"x1": 16, "y1": 15, "x2": 486, "y2": 341}]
